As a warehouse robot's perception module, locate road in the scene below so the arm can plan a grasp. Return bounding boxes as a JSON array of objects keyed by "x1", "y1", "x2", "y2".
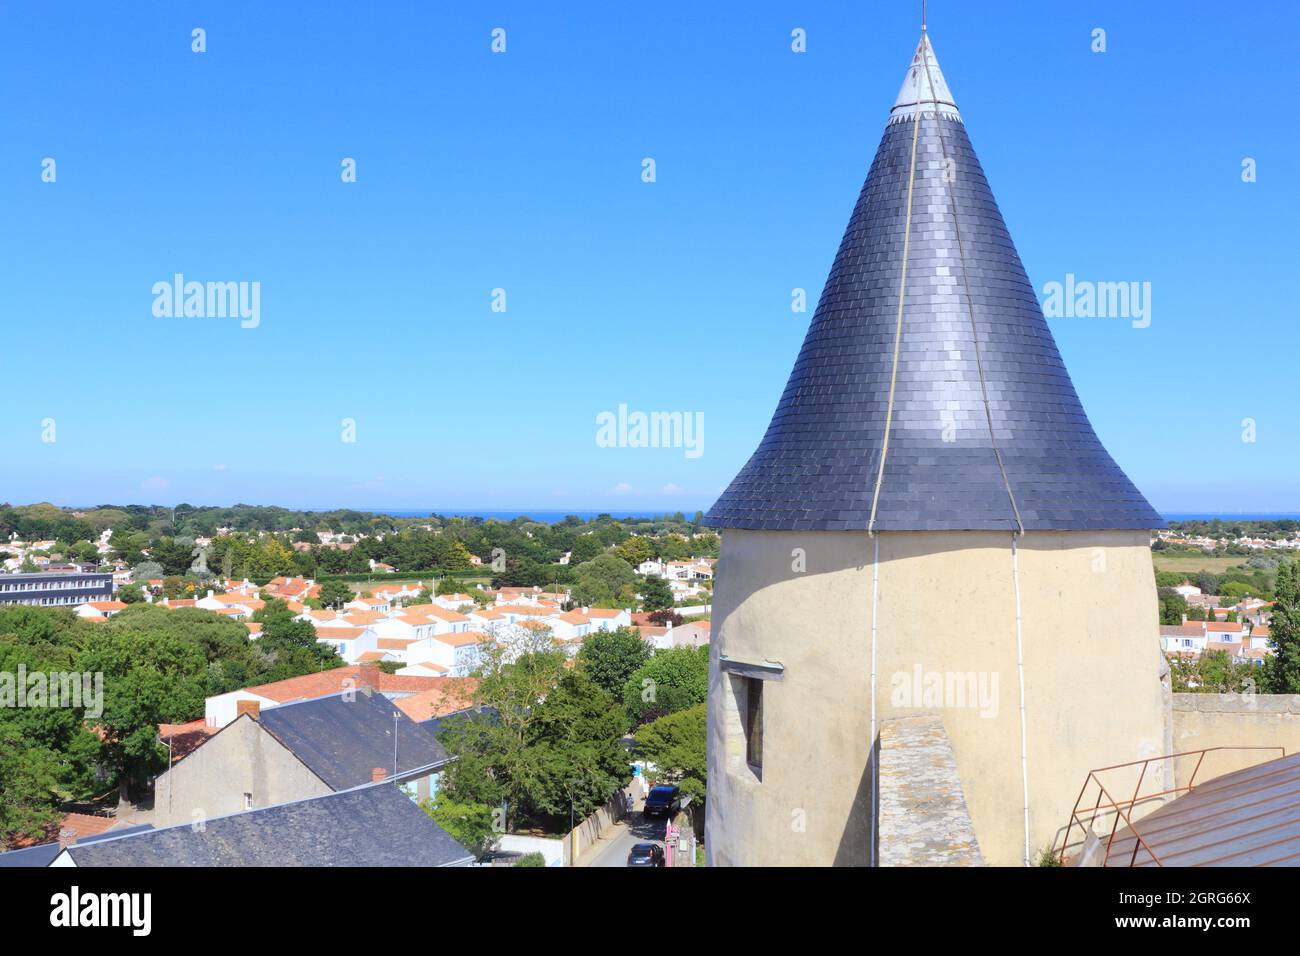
[{"x1": 581, "y1": 811, "x2": 668, "y2": 867}]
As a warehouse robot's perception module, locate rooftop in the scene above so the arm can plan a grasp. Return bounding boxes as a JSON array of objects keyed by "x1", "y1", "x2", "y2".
[
  {"x1": 256, "y1": 690, "x2": 450, "y2": 789},
  {"x1": 48, "y1": 783, "x2": 471, "y2": 867},
  {"x1": 704, "y1": 33, "x2": 1162, "y2": 534}
]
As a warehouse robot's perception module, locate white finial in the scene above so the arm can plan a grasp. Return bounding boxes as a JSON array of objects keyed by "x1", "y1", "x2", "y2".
[{"x1": 889, "y1": 33, "x2": 961, "y2": 123}]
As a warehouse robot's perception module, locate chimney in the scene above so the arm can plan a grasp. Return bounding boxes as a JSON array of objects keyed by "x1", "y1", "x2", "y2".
[
  {"x1": 1181, "y1": 613, "x2": 1187, "y2": 625},
  {"x1": 58, "y1": 826, "x2": 77, "y2": 850},
  {"x1": 357, "y1": 661, "x2": 379, "y2": 695},
  {"x1": 253, "y1": 590, "x2": 260, "y2": 600},
  {"x1": 371, "y1": 767, "x2": 387, "y2": 783},
  {"x1": 206, "y1": 589, "x2": 214, "y2": 599},
  {"x1": 236, "y1": 699, "x2": 261, "y2": 720}
]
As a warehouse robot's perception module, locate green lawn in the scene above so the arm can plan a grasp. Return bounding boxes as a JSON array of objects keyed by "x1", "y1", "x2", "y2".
[{"x1": 1152, "y1": 554, "x2": 1245, "y2": 575}]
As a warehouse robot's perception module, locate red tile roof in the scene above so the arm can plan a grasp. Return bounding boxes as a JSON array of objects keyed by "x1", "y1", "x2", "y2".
[
  {"x1": 237, "y1": 664, "x2": 443, "y2": 704},
  {"x1": 433, "y1": 630, "x2": 491, "y2": 647},
  {"x1": 159, "y1": 719, "x2": 219, "y2": 762},
  {"x1": 392, "y1": 678, "x2": 479, "y2": 722},
  {"x1": 60, "y1": 812, "x2": 119, "y2": 840}
]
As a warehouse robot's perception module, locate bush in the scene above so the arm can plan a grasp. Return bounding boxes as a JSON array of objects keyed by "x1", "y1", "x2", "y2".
[{"x1": 514, "y1": 852, "x2": 546, "y2": 867}]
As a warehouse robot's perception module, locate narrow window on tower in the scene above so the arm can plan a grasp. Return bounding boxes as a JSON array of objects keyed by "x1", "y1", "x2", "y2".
[{"x1": 744, "y1": 677, "x2": 764, "y2": 772}]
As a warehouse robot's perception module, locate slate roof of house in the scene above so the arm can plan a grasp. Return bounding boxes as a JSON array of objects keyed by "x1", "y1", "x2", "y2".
[
  {"x1": 704, "y1": 34, "x2": 1163, "y2": 534},
  {"x1": 0, "y1": 823, "x2": 154, "y2": 868},
  {"x1": 50, "y1": 784, "x2": 472, "y2": 867},
  {"x1": 257, "y1": 689, "x2": 450, "y2": 790}
]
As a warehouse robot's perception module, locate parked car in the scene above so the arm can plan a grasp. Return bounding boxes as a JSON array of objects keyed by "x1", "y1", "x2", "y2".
[
  {"x1": 642, "y1": 784, "x2": 679, "y2": 819},
  {"x1": 627, "y1": 843, "x2": 665, "y2": 867}
]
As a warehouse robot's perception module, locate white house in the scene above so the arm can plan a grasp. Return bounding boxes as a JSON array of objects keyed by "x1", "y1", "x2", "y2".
[
  {"x1": 346, "y1": 594, "x2": 392, "y2": 614},
  {"x1": 1247, "y1": 625, "x2": 1273, "y2": 651},
  {"x1": 1206, "y1": 621, "x2": 1248, "y2": 644},
  {"x1": 75, "y1": 600, "x2": 128, "y2": 620},
  {"x1": 406, "y1": 631, "x2": 492, "y2": 677},
  {"x1": 585, "y1": 607, "x2": 632, "y2": 632},
  {"x1": 549, "y1": 610, "x2": 592, "y2": 643},
  {"x1": 405, "y1": 605, "x2": 474, "y2": 635},
  {"x1": 431, "y1": 592, "x2": 476, "y2": 612},
  {"x1": 1159, "y1": 623, "x2": 1208, "y2": 656},
  {"x1": 372, "y1": 613, "x2": 440, "y2": 644},
  {"x1": 492, "y1": 603, "x2": 558, "y2": 627},
  {"x1": 316, "y1": 626, "x2": 379, "y2": 663}
]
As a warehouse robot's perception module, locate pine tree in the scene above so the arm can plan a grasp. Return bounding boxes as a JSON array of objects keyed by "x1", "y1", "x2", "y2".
[{"x1": 1263, "y1": 562, "x2": 1300, "y2": 693}]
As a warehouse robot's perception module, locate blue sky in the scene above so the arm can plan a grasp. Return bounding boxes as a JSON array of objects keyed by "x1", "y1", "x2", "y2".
[{"x1": 1, "y1": 1, "x2": 1296, "y2": 515}]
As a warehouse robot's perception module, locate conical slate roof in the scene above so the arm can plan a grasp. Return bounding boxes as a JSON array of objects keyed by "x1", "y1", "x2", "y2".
[{"x1": 706, "y1": 35, "x2": 1162, "y2": 533}]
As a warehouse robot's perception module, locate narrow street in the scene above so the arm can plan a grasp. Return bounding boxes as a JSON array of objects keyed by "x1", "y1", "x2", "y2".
[{"x1": 580, "y1": 811, "x2": 668, "y2": 868}]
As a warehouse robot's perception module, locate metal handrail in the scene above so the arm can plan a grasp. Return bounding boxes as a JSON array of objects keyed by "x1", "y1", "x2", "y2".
[{"x1": 1057, "y1": 746, "x2": 1286, "y2": 866}]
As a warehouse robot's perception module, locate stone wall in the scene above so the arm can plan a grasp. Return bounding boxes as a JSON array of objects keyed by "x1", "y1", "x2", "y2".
[
  {"x1": 567, "y1": 792, "x2": 628, "y2": 863},
  {"x1": 878, "y1": 714, "x2": 983, "y2": 866},
  {"x1": 1170, "y1": 694, "x2": 1300, "y2": 786},
  {"x1": 149, "y1": 715, "x2": 331, "y2": 828}
]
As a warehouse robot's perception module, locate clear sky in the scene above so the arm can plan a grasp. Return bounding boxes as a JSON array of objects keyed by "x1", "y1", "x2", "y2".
[{"x1": 1, "y1": 1, "x2": 1296, "y2": 515}]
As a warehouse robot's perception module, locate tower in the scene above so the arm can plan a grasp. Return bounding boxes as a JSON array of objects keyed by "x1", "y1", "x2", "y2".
[{"x1": 703, "y1": 32, "x2": 1168, "y2": 866}]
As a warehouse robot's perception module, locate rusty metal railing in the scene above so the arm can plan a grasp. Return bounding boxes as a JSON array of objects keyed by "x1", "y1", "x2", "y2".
[{"x1": 1057, "y1": 746, "x2": 1286, "y2": 867}]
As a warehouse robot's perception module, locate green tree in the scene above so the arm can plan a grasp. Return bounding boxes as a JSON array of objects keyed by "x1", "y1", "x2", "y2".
[
  {"x1": 1170, "y1": 649, "x2": 1254, "y2": 695},
  {"x1": 633, "y1": 703, "x2": 707, "y2": 806},
  {"x1": 569, "y1": 535, "x2": 604, "y2": 564},
  {"x1": 117, "y1": 583, "x2": 146, "y2": 604},
  {"x1": 1157, "y1": 588, "x2": 1187, "y2": 625},
  {"x1": 524, "y1": 670, "x2": 631, "y2": 823},
  {"x1": 318, "y1": 580, "x2": 354, "y2": 609},
  {"x1": 438, "y1": 650, "x2": 628, "y2": 832},
  {"x1": 577, "y1": 626, "x2": 650, "y2": 697},
  {"x1": 437, "y1": 649, "x2": 569, "y2": 826},
  {"x1": 639, "y1": 574, "x2": 674, "y2": 612},
  {"x1": 254, "y1": 598, "x2": 319, "y2": 649},
  {"x1": 622, "y1": 645, "x2": 709, "y2": 723},
  {"x1": 614, "y1": 536, "x2": 654, "y2": 568},
  {"x1": 77, "y1": 629, "x2": 209, "y2": 799},
  {"x1": 0, "y1": 725, "x2": 63, "y2": 848},
  {"x1": 420, "y1": 795, "x2": 498, "y2": 859},
  {"x1": 571, "y1": 553, "x2": 635, "y2": 608},
  {"x1": 1264, "y1": 561, "x2": 1300, "y2": 694}
]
